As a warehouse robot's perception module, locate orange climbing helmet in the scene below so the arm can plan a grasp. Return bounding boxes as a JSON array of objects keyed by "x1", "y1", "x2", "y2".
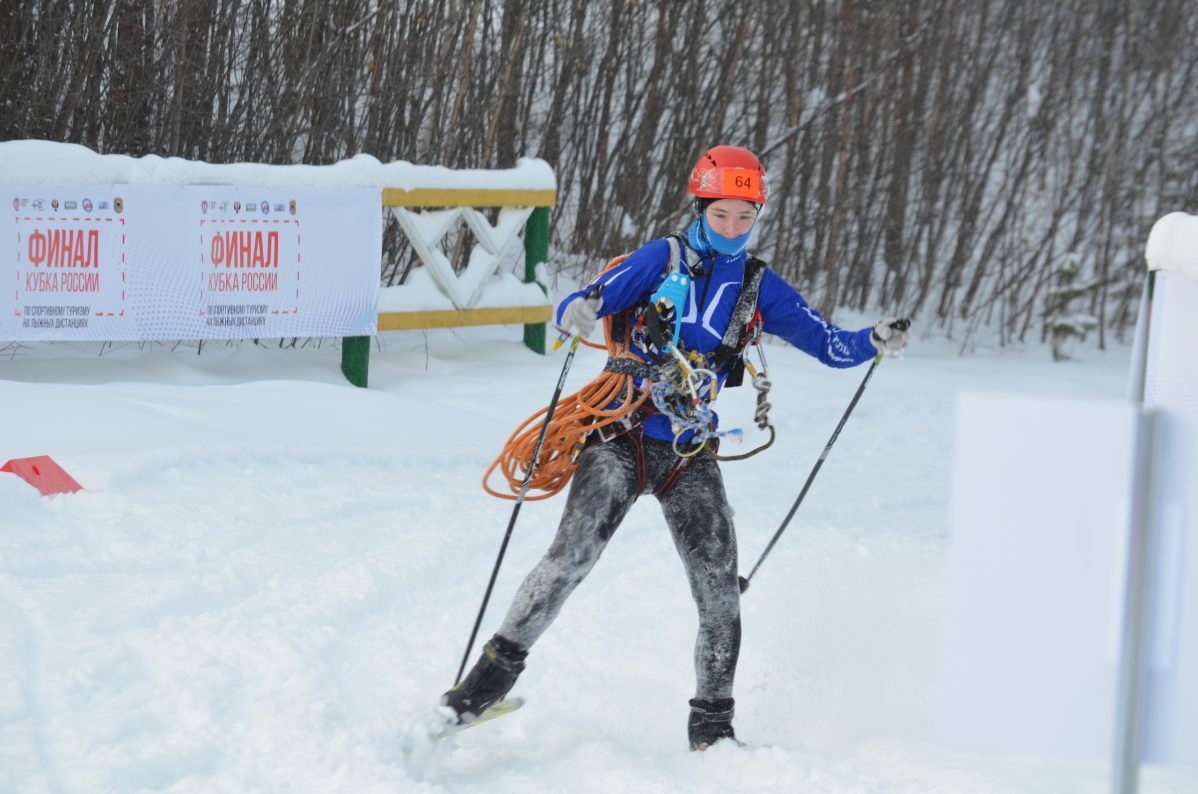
[{"x1": 687, "y1": 145, "x2": 769, "y2": 205}]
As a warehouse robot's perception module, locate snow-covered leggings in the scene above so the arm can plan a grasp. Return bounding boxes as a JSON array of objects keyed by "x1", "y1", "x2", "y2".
[{"x1": 497, "y1": 431, "x2": 741, "y2": 700}]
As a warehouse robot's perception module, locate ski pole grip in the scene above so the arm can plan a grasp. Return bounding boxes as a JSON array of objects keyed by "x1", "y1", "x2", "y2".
[
  {"x1": 552, "y1": 283, "x2": 607, "y2": 351},
  {"x1": 738, "y1": 575, "x2": 750, "y2": 594}
]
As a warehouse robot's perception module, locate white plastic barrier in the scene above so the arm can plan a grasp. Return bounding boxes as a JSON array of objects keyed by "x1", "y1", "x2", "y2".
[
  {"x1": 941, "y1": 393, "x2": 1137, "y2": 758},
  {"x1": 940, "y1": 212, "x2": 1198, "y2": 794}
]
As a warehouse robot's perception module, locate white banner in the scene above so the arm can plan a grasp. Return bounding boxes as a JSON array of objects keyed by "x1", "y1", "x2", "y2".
[{"x1": 3, "y1": 185, "x2": 380, "y2": 340}]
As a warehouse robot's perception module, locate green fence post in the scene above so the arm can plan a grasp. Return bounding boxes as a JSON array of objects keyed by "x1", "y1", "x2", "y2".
[
  {"x1": 341, "y1": 335, "x2": 370, "y2": 388},
  {"x1": 523, "y1": 206, "x2": 550, "y2": 354}
]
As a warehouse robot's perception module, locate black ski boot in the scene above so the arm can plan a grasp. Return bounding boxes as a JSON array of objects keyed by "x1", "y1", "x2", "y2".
[
  {"x1": 688, "y1": 697, "x2": 736, "y2": 750},
  {"x1": 441, "y1": 634, "x2": 528, "y2": 723}
]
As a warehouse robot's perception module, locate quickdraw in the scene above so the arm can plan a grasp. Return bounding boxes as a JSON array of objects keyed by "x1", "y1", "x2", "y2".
[
  {"x1": 643, "y1": 329, "x2": 776, "y2": 461},
  {"x1": 714, "y1": 352, "x2": 776, "y2": 462}
]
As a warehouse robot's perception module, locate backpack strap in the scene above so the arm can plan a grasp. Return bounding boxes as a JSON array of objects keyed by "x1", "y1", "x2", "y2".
[
  {"x1": 712, "y1": 255, "x2": 767, "y2": 386},
  {"x1": 658, "y1": 234, "x2": 767, "y2": 383},
  {"x1": 664, "y1": 233, "x2": 687, "y2": 277},
  {"x1": 595, "y1": 237, "x2": 685, "y2": 358}
]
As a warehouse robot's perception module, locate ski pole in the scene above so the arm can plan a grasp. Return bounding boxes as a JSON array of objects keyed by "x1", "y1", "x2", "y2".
[
  {"x1": 739, "y1": 319, "x2": 907, "y2": 594},
  {"x1": 454, "y1": 287, "x2": 600, "y2": 684}
]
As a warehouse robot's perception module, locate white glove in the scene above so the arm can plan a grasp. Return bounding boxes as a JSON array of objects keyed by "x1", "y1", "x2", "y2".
[
  {"x1": 871, "y1": 317, "x2": 910, "y2": 356},
  {"x1": 561, "y1": 293, "x2": 602, "y2": 338}
]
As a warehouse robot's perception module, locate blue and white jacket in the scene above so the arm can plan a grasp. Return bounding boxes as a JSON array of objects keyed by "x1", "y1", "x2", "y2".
[{"x1": 557, "y1": 223, "x2": 878, "y2": 442}]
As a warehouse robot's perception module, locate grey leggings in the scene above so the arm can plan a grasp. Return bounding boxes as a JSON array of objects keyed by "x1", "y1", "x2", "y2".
[{"x1": 497, "y1": 432, "x2": 742, "y2": 700}]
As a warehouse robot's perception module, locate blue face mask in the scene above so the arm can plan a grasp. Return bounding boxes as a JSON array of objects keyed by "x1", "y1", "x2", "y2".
[{"x1": 699, "y1": 213, "x2": 752, "y2": 255}]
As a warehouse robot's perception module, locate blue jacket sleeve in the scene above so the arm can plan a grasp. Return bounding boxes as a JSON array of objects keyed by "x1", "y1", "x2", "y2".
[
  {"x1": 757, "y1": 268, "x2": 878, "y2": 367},
  {"x1": 555, "y1": 239, "x2": 673, "y2": 326}
]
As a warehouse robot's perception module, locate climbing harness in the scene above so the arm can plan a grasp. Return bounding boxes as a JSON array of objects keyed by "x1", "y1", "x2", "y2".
[
  {"x1": 483, "y1": 235, "x2": 778, "y2": 499},
  {"x1": 636, "y1": 242, "x2": 775, "y2": 460}
]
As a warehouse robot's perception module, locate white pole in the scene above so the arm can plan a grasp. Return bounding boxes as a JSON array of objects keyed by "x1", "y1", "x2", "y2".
[
  {"x1": 1110, "y1": 409, "x2": 1162, "y2": 794},
  {"x1": 1126, "y1": 272, "x2": 1154, "y2": 405}
]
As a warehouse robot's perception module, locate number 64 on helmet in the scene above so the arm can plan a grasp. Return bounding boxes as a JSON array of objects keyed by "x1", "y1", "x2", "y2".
[{"x1": 688, "y1": 145, "x2": 769, "y2": 205}]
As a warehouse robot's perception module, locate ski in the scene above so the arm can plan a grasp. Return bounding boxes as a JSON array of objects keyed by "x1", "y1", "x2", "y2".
[
  {"x1": 444, "y1": 696, "x2": 525, "y2": 737},
  {"x1": 401, "y1": 697, "x2": 525, "y2": 758}
]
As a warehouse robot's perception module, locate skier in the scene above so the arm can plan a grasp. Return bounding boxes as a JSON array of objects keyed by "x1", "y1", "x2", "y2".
[{"x1": 441, "y1": 145, "x2": 910, "y2": 750}]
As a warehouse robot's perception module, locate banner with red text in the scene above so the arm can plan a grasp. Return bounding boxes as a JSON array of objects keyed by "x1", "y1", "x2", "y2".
[{"x1": 3, "y1": 185, "x2": 380, "y2": 340}]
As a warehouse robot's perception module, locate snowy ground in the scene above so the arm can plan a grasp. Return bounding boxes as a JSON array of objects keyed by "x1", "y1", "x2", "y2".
[{"x1": 0, "y1": 326, "x2": 1188, "y2": 793}]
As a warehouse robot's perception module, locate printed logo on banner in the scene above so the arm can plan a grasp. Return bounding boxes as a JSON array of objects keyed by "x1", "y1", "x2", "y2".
[
  {"x1": 13, "y1": 192, "x2": 128, "y2": 334},
  {"x1": 199, "y1": 202, "x2": 303, "y2": 331}
]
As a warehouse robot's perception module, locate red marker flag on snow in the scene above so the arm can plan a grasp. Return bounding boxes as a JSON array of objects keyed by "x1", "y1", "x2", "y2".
[{"x1": 1, "y1": 455, "x2": 84, "y2": 496}]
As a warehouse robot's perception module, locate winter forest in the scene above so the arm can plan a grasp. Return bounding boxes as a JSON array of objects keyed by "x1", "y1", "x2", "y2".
[{"x1": 2, "y1": 0, "x2": 1196, "y2": 347}]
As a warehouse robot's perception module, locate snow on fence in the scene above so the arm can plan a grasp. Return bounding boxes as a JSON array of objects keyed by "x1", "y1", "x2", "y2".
[{"x1": 341, "y1": 184, "x2": 555, "y2": 388}]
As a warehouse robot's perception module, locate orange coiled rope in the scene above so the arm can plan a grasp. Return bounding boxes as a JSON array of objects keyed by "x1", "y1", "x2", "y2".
[
  {"x1": 481, "y1": 316, "x2": 649, "y2": 501},
  {"x1": 483, "y1": 269, "x2": 651, "y2": 501}
]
